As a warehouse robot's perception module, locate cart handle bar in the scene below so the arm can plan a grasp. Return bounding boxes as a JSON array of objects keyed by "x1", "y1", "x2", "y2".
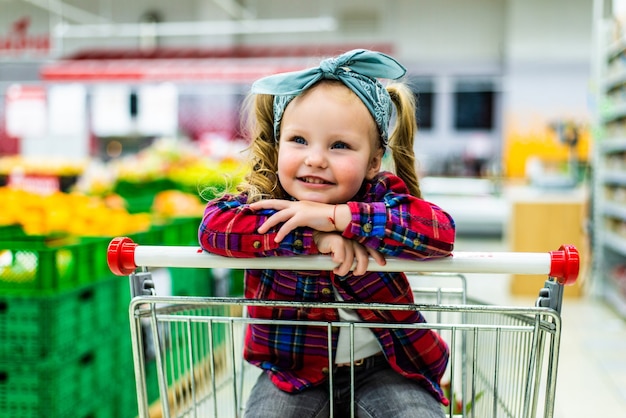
[{"x1": 107, "y1": 237, "x2": 579, "y2": 285}]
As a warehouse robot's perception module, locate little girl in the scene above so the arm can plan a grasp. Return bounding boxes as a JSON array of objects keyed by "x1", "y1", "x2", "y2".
[{"x1": 198, "y1": 49, "x2": 455, "y2": 417}]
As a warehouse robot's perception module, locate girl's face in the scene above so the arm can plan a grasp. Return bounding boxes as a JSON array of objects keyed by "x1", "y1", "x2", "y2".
[{"x1": 277, "y1": 82, "x2": 383, "y2": 204}]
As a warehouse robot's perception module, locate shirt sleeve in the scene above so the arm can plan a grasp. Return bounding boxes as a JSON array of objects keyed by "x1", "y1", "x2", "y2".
[
  {"x1": 342, "y1": 172, "x2": 455, "y2": 259},
  {"x1": 198, "y1": 194, "x2": 319, "y2": 257}
]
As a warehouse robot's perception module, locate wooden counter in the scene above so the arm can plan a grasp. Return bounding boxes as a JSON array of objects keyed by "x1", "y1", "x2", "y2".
[{"x1": 506, "y1": 186, "x2": 588, "y2": 297}]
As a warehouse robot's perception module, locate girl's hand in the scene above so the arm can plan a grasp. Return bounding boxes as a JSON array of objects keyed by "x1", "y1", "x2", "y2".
[
  {"x1": 314, "y1": 232, "x2": 386, "y2": 276},
  {"x1": 250, "y1": 200, "x2": 339, "y2": 243}
]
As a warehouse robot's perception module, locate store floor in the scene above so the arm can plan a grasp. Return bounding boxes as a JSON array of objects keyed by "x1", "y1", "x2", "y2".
[{"x1": 455, "y1": 236, "x2": 626, "y2": 418}]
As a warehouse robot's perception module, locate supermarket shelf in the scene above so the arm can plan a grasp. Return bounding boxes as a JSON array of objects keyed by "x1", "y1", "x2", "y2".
[
  {"x1": 603, "y1": 230, "x2": 626, "y2": 256},
  {"x1": 600, "y1": 137, "x2": 626, "y2": 152},
  {"x1": 604, "y1": 171, "x2": 626, "y2": 185},
  {"x1": 602, "y1": 202, "x2": 626, "y2": 222},
  {"x1": 595, "y1": 23, "x2": 626, "y2": 318}
]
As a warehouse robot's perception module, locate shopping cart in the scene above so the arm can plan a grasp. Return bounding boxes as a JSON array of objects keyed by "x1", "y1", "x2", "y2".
[{"x1": 107, "y1": 237, "x2": 579, "y2": 418}]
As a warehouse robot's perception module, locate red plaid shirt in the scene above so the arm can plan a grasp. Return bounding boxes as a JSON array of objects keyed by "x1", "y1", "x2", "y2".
[{"x1": 198, "y1": 171, "x2": 456, "y2": 405}]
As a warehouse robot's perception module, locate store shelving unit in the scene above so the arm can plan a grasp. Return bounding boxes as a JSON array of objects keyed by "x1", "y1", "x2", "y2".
[{"x1": 596, "y1": 31, "x2": 626, "y2": 318}]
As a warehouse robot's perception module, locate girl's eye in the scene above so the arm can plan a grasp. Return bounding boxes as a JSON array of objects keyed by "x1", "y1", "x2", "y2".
[
  {"x1": 291, "y1": 136, "x2": 307, "y2": 145},
  {"x1": 331, "y1": 141, "x2": 350, "y2": 150}
]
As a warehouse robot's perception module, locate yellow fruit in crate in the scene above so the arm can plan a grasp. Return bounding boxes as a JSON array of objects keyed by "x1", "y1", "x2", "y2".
[
  {"x1": 0, "y1": 210, "x2": 16, "y2": 226},
  {"x1": 107, "y1": 207, "x2": 128, "y2": 234},
  {"x1": 131, "y1": 213, "x2": 152, "y2": 232},
  {"x1": 153, "y1": 190, "x2": 205, "y2": 218},
  {"x1": 1, "y1": 186, "x2": 156, "y2": 237},
  {"x1": 66, "y1": 219, "x2": 89, "y2": 237},
  {"x1": 22, "y1": 222, "x2": 46, "y2": 236},
  {"x1": 103, "y1": 194, "x2": 128, "y2": 210},
  {"x1": 45, "y1": 208, "x2": 72, "y2": 234},
  {"x1": 20, "y1": 208, "x2": 46, "y2": 235},
  {"x1": 56, "y1": 249, "x2": 74, "y2": 279}
]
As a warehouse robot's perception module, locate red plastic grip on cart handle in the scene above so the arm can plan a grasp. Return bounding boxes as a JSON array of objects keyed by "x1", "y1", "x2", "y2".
[
  {"x1": 107, "y1": 236, "x2": 138, "y2": 276},
  {"x1": 548, "y1": 244, "x2": 579, "y2": 285}
]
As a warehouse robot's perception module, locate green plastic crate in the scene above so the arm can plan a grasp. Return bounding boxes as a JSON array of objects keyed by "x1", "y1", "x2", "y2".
[
  {"x1": 0, "y1": 237, "x2": 112, "y2": 295},
  {"x1": 229, "y1": 268, "x2": 245, "y2": 296},
  {"x1": 0, "y1": 277, "x2": 130, "y2": 362},
  {"x1": 127, "y1": 226, "x2": 166, "y2": 246},
  {"x1": 0, "y1": 339, "x2": 116, "y2": 418},
  {"x1": 140, "y1": 304, "x2": 231, "y2": 407},
  {"x1": 88, "y1": 330, "x2": 136, "y2": 418},
  {"x1": 114, "y1": 336, "x2": 138, "y2": 418},
  {"x1": 114, "y1": 179, "x2": 177, "y2": 197},
  {"x1": 160, "y1": 216, "x2": 202, "y2": 246},
  {"x1": 170, "y1": 267, "x2": 213, "y2": 297},
  {"x1": 115, "y1": 388, "x2": 138, "y2": 418},
  {"x1": 89, "y1": 399, "x2": 118, "y2": 418},
  {"x1": 143, "y1": 359, "x2": 162, "y2": 405},
  {"x1": 114, "y1": 179, "x2": 177, "y2": 214},
  {"x1": 0, "y1": 224, "x2": 28, "y2": 241},
  {"x1": 123, "y1": 194, "x2": 157, "y2": 214}
]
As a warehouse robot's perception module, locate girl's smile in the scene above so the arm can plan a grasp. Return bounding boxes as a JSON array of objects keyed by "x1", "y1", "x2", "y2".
[{"x1": 298, "y1": 176, "x2": 334, "y2": 185}]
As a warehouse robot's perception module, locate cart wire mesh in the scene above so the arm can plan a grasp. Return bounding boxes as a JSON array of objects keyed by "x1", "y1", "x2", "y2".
[{"x1": 106, "y1": 238, "x2": 579, "y2": 418}]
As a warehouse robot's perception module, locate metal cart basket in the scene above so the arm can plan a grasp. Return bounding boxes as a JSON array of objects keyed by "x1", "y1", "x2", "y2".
[{"x1": 107, "y1": 238, "x2": 579, "y2": 418}]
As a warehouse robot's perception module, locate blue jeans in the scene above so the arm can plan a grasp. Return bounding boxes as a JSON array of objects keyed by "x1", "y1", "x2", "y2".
[{"x1": 243, "y1": 355, "x2": 445, "y2": 418}]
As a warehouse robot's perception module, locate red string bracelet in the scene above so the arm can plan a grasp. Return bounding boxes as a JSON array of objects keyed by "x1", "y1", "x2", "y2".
[{"x1": 328, "y1": 205, "x2": 338, "y2": 229}]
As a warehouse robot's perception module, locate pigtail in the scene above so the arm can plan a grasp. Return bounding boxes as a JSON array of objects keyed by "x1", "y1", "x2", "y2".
[
  {"x1": 386, "y1": 83, "x2": 422, "y2": 198},
  {"x1": 238, "y1": 93, "x2": 284, "y2": 202}
]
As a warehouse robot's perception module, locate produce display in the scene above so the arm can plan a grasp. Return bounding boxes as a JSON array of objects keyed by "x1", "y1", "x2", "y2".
[
  {"x1": 0, "y1": 187, "x2": 151, "y2": 237},
  {"x1": 0, "y1": 155, "x2": 87, "y2": 177},
  {"x1": 102, "y1": 138, "x2": 245, "y2": 213},
  {"x1": 0, "y1": 137, "x2": 246, "y2": 294},
  {"x1": 110, "y1": 137, "x2": 245, "y2": 193},
  {"x1": 152, "y1": 189, "x2": 207, "y2": 218},
  {"x1": 0, "y1": 137, "x2": 246, "y2": 234}
]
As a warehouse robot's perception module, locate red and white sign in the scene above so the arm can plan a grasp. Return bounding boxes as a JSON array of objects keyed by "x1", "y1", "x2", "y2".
[
  {"x1": 4, "y1": 84, "x2": 47, "y2": 138},
  {"x1": 8, "y1": 173, "x2": 60, "y2": 195},
  {"x1": 41, "y1": 58, "x2": 307, "y2": 83},
  {"x1": 0, "y1": 17, "x2": 50, "y2": 55}
]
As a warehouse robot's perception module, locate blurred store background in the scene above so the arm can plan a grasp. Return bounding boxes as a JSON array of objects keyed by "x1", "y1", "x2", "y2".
[{"x1": 1, "y1": 0, "x2": 626, "y2": 417}]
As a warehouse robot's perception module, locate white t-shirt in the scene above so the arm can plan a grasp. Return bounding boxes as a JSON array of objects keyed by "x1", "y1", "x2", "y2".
[{"x1": 333, "y1": 288, "x2": 382, "y2": 364}]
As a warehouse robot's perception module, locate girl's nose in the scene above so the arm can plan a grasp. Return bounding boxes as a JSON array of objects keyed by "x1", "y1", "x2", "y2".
[{"x1": 304, "y1": 151, "x2": 327, "y2": 168}]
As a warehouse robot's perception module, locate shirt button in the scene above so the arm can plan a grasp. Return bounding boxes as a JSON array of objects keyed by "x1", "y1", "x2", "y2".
[
  {"x1": 413, "y1": 238, "x2": 421, "y2": 247},
  {"x1": 252, "y1": 240, "x2": 261, "y2": 249},
  {"x1": 293, "y1": 239, "x2": 303, "y2": 249},
  {"x1": 362, "y1": 223, "x2": 373, "y2": 233},
  {"x1": 321, "y1": 288, "x2": 332, "y2": 296},
  {"x1": 322, "y1": 367, "x2": 329, "y2": 375}
]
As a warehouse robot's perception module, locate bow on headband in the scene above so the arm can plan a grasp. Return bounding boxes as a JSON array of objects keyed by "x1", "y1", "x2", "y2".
[{"x1": 250, "y1": 49, "x2": 407, "y2": 146}]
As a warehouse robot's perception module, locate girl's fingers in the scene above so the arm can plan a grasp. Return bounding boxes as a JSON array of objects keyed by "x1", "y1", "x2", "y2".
[
  {"x1": 353, "y1": 244, "x2": 370, "y2": 276},
  {"x1": 250, "y1": 200, "x2": 290, "y2": 233},
  {"x1": 367, "y1": 247, "x2": 387, "y2": 267},
  {"x1": 333, "y1": 244, "x2": 351, "y2": 276},
  {"x1": 336, "y1": 260, "x2": 351, "y2": 277},
  {"x1": 274, "y1": 218, "x2": 299, "y2": 243},
  {"x1": 257, "y1": 209, "x2": 293, "y2": 234},
  {"x1": 253, "y1": 201, "x2": 336, "y2": 236},
  {"x1": 249, "y1": 199, "x2": 288, "y2": 210}
]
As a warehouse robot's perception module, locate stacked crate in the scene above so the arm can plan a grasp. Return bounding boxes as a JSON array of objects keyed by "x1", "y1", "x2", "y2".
[
  {"x1": 0, "y1": 217, "x2": 238, "y2": 417},
  {"x1": 0, "y1": 233, "x2": 132, "y2": 417}
]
